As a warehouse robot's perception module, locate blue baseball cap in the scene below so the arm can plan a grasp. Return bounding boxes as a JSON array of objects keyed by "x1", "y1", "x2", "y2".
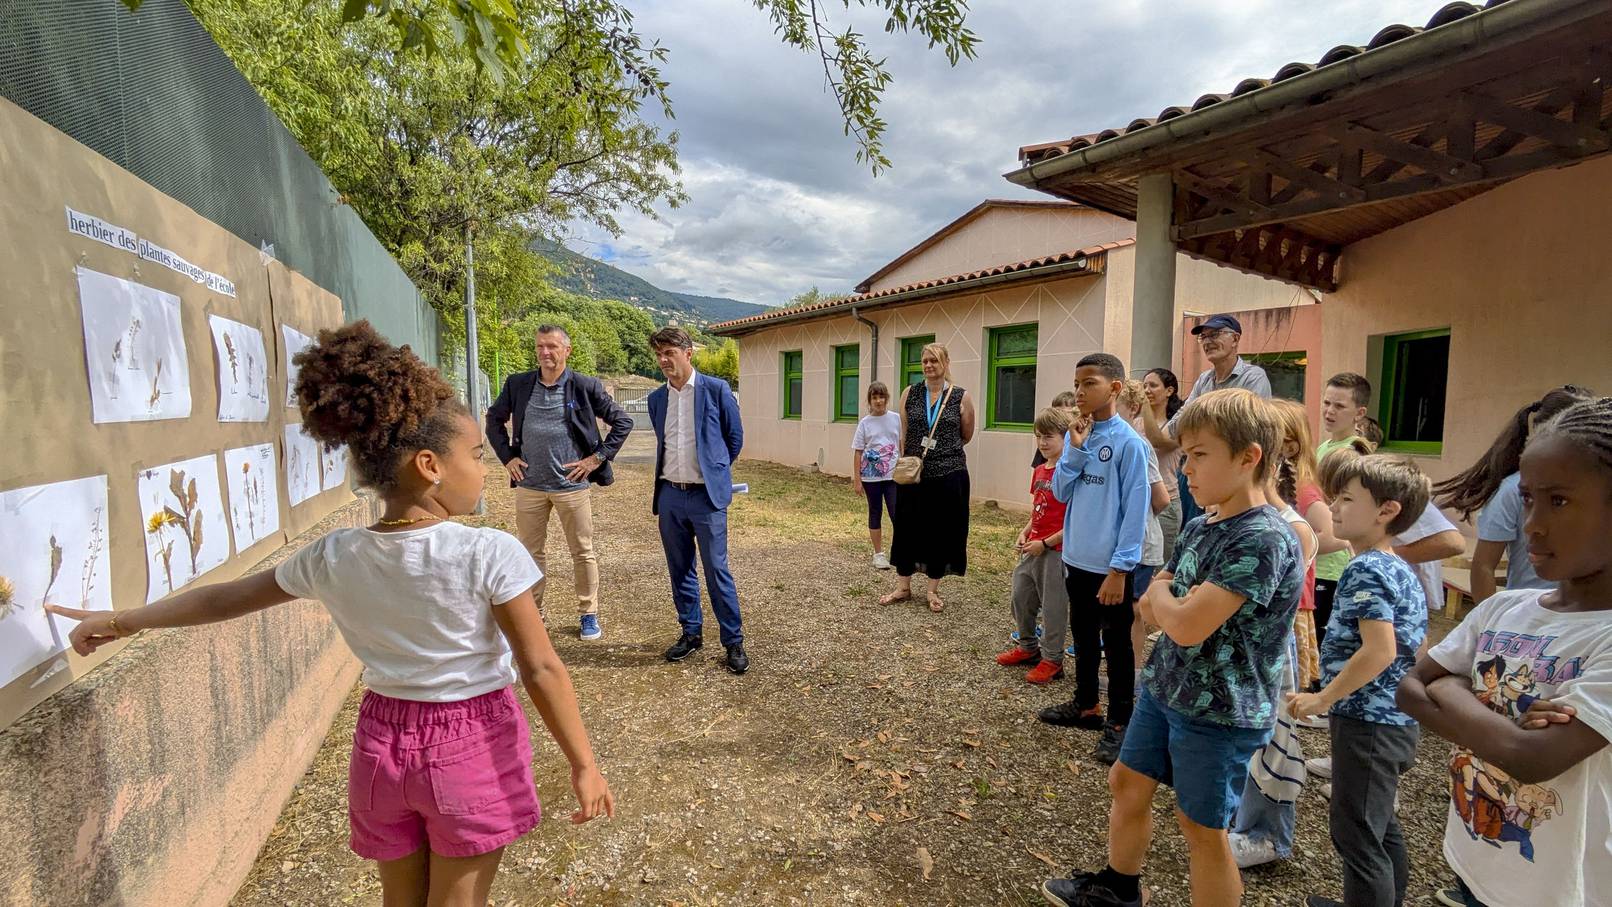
[{"x1": 1191, "y1": 314, "x2": 1242, "y2": 335}]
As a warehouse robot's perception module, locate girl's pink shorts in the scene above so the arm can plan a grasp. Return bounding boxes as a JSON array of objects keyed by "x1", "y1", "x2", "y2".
[{"x1": 347, "y1": 686, "x2": 541, "y2": 860}]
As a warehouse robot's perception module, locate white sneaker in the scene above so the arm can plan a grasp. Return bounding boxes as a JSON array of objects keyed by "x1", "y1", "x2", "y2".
[
  {"x1": 1297, "y1": 714, "x2": 1329, "y2": 730},
  {"x1": 1306, "y1": 756, "x2": 1333, "y2": 780},
  {"x1": 872, "y1": 552, "x2": 891, "y2": 570},
  {"x1": 1228, "y1": 832, "x2": 1279, "y2": 869}
]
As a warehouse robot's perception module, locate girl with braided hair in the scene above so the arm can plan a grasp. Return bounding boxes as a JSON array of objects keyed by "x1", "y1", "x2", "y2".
[
  {"x1": 1435, "y1": 385, "x2": 1595, "y2": 604},
  {"x1": 1399, "y1": 396, "x2": 1612, "y2": 907},
  {"x1": 48, "y1": 321, "x2": 613, "y2": 905}
]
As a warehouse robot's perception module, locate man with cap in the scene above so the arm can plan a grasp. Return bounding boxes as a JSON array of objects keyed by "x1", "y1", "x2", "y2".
[{"x1": 1139, "y1": 313, "x2": 1272, "y2": 454}]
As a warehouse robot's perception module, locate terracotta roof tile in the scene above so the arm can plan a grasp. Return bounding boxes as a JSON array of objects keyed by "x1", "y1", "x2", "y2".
[
  {"x1": 1018, "y1": 0, "x2": 1505, "y2": 166},
  {"x1": 710, "y1": 239, "x2": 1134, "y2": 334}
]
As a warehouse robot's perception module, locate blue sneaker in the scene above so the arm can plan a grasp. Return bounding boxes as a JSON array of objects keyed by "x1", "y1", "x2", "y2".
[
  {"x1": 1010, "y1": 625, "x2": 1045, "y2": 644},
  {"x1": 579, "y1": 614, "x2": 602, "y2": 640}
]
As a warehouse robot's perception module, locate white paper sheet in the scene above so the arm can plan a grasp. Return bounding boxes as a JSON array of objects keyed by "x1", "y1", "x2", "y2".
[
  {"x1": 77, "y1": 267, "x2": 192, "y2": 423},
  {"x1": 208, "y1": 315, "x2": 270, "y2": 423},
  {"x1": 0, "y1": 475, "x2": 113, "y2": 688},
  {"x1": 224, "y1": 443, "x2": 280, "y2": 550},
  {"x1": 281, "y1": 324, "x2": 314, "y2": 408},
  {"x1": 283, "y1": 424, "x2": 322, "y2": 506},
  {"x1": 320, "y1": 443, "x2": 349, "y2": 492},
  {"x1": 137, "y1": 454, "x2": 230, "y2": 603}
]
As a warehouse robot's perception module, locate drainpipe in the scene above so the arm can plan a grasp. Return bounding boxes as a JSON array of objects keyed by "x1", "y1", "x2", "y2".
[{"x1": 852, "y1": 306, "x2": 879, "y2": 382}]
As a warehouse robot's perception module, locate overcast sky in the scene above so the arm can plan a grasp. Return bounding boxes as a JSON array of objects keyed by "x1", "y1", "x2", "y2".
[{"x1": 561, "y1": 0, "x2": 1456, "y2": 307}]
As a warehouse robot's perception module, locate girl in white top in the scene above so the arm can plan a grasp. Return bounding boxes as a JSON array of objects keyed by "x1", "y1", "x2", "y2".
[
  {"x1": 852, "y1": 381, "x2": 901, "y2": 569},
  {"x1": 49, "y1": 321, "x2": 612, "y2": 904},
  {"x1": 1398, "y1": 397, "x2": 1612, "y2": 907}
]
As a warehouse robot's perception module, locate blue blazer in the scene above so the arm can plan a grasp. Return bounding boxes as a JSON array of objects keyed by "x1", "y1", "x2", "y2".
[{"x1": 647, "y1": 372, "x2": 744, "y2": 513}]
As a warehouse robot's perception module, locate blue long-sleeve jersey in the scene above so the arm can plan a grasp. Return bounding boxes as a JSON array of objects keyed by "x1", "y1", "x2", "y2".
[{"x1": 1052, "y1": 414, "x2": 1151, "y2": 574}]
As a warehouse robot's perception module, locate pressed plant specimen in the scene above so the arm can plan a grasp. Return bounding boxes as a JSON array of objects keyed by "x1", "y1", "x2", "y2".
[
  {"x1": 241, "y1": 460, "x2": 255, "y2": 534},
  {"x1": 80, "y1": 505, "x2": 105, "y2": 607},
  {"x1": 223, "y1": 332, "x2": 240, "y2": 385},
  {"x1": 42, "y1": 534, "x2": 63, "y2": 606},
  {"x1": 166, "y1": 469, "x2": 205, "y2": 574},
  {"x1": 146, "y1": 510, "x2": 178, "y2": 593},
  {"x1": 0, "y1": 576, "x2": 16, "y2": 621},
  {"x1": 147, "y1": 358, "x2": 165, "y2": 411},
  {"x1": 125, "y1": 318, "x2": 143, "y2": 370}
]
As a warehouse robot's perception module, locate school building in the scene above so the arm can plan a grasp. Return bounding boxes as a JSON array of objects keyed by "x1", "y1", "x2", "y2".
[
  {"x1": 709, "y1": 200, "x2": 1311, "y2": 506},
  {"x1": 1008, "y1": 0, "x2": 1612, "y2": 489}
]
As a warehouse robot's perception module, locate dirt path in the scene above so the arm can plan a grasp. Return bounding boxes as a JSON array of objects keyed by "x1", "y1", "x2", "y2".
[{"x1": 231, "y1": 438, "x2": 1456, "y2": 906}]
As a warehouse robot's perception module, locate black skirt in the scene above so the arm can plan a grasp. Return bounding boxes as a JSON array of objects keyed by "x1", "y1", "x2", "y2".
[{"x1": 890, "y1": 467, "x2": 969, "y2": 579}]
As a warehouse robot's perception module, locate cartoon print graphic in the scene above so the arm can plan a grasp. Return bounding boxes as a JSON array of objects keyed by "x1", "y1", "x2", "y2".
[
  {"x1": 1449, "y1": 640, "x2": 1563, "y2": 862},
  {"x1": 861, "y1": 442, "x2": 898, "y2": 480}
]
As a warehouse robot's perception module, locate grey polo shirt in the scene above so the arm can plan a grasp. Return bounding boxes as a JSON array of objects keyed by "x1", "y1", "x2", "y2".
[
  {"x1": 519, "y1": 374, "x2": 588, "y2": 492},
  {"x1": 1166, "y1": 357, "x2": 1273, "y2": 437}
]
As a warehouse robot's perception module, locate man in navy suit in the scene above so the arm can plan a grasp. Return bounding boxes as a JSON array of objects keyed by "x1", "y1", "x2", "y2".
[{"x1": 646, "y1": 326, "x2": 748, "y2": 674}]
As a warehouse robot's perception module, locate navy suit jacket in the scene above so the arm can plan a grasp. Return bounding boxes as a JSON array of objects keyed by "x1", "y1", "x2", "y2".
[{"x1": 647, "y1": 372, "x2": 743, "y2": 514}]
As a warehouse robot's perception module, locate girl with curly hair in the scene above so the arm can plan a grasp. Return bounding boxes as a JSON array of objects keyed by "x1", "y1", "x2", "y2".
[{"x1": 50, "y1": 321, "x2": 613, "y2": 905}]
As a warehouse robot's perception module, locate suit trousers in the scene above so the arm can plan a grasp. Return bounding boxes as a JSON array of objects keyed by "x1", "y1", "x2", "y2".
[{"x1": 657, "y1": 483, "x2": 744, "y2": 647}]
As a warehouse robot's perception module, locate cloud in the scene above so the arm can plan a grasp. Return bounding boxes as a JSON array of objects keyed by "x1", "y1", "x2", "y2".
[{"x1": 564, "y1": 0, "x2": 1455, "y2": 306}]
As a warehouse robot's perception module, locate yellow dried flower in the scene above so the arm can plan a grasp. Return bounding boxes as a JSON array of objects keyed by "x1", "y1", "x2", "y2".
[{"x1": 146, "y1": 511, "x2": 177, "y2": 533}]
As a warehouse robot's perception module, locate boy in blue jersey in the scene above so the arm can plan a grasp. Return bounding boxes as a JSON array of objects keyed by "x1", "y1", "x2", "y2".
[{"x1": 1036, "y1": 353, "x2": 1152, "y2": 765}]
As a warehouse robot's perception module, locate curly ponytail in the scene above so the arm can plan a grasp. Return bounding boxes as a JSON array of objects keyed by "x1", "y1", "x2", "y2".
[{"x1": 292, "y1": 320, "x2": 466, "y2": 492}]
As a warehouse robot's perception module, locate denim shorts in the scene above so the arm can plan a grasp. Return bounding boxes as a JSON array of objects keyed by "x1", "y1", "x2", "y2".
[
  {"x1": 1131, "y1": 565, "x2": 1158, "y2": 600},
  {"x1": 1117, "y1": 687, "x2": 1272, "y2": 829}
]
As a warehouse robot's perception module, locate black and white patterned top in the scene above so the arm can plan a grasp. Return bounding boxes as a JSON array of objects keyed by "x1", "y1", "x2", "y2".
[{"x1": 902, "y1": 383, "x2": 967, "y2": 479}]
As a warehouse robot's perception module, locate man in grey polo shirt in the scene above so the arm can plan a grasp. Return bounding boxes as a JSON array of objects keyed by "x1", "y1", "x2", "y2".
[
  {"x1": 487, "y1": 325, "x2": 633, "y2": 641},
  {"x1": 1138, "y1": 314, "x2": 1271, "y2": 523}
]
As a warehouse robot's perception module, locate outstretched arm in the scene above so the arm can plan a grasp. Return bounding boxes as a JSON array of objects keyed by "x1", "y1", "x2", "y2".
[
  {"x1": 47, "y1": 569, "x2": 296, "y2": 655},
  {"x1": 493, "y1": 588, "x2": 615, "y2": 823}
]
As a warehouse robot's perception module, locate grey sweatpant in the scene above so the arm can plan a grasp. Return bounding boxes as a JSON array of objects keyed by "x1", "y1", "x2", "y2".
[{"x1": 1011, "y1": 549, "x2": 1070, "y2": 662}]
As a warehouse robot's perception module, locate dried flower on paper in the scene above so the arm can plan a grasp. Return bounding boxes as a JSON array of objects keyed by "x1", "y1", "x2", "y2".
[
  {"x1": 42, "y1": 534, "x2": 63, "y2": 605},
  {"x1": 0, "y1": 576, "x2": 16, "y2": 620},
  {"x1": 223, "y1": 332, "x2": 239, "y2": 383},
  {"x1": 81, "y1": 506, "x2": 105, "y2": 607}
]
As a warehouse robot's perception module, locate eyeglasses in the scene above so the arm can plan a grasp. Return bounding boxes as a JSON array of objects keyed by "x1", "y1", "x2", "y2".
[{"x1": 1195, "y1": 330, "x2": 1236, "y2": 343}]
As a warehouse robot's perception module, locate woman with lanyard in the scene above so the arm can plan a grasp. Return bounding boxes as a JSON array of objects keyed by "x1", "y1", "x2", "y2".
[{"x1": 880, "y1": 343, "x2": 975, "y2": 612}]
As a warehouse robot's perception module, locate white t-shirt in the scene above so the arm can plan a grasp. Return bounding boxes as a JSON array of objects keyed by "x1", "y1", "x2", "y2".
[
  {"x1": 1141, "y1": 442, "x2": 1165, "y2": 567},
  {"x1": 275, "y1": 521, "x2": 542, "y2": 702},
  {"x1": 1429, "y1": 590, "x2": 1612, "y2": 907},
  {"x1": 1394, "y1": 503, "x2": 1461, "y2": 612},
  {"x1": 852, "y1": 412, "x2": 901, "y2": 482}
]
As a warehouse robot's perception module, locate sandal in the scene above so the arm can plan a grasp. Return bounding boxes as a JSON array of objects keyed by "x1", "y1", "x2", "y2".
[
  {"x1": 879, "y1": 589, "x2": 913, "y2": 606},
  {"x1": 927, "y1": 591, "x2": 945, "y2": 613}
]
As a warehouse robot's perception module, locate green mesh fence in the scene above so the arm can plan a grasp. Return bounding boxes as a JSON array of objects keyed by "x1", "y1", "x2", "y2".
[{"x1": 0, "y1": 0, "x2": 442, "y2": 363}]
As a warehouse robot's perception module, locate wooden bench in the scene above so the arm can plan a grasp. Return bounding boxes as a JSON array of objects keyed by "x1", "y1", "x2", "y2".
[{"x1": 1441, "y1": 566, "x2": 1507, "y2": 620}]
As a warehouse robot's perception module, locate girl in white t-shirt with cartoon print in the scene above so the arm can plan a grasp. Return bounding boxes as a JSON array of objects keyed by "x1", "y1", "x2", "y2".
[
  {"x1": 852, "y1": 381, "x2": 901, "y2": 569},
  {"x1": 50, "y1": 322, "x2": 613, "y2": 905},
  {"x1": 1398, "y1": 397, "x2": 1612, "y2": 907}
]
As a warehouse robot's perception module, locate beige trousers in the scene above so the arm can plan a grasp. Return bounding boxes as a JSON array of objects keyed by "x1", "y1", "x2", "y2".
[{"x1": 514, "y1": 486, "x2": 598, "y2": 615}]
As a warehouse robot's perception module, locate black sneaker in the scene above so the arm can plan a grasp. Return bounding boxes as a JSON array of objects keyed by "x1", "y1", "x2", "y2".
[
  {"x1": 1093, "y1": 723, "x2": 1126, "y2": 765},
  {"x1": 664, "y1": 633, "x2": 703, "y2": 662},
  {"x1": 1041, "y1": 872, "x2": 1141, "y2": 907},
  {"x1": 725, "y1": 644, "x2": 749, "y2": 675},
  {"x1": 1037, "y1": 701, "x2": 1106, "y2": 729}
]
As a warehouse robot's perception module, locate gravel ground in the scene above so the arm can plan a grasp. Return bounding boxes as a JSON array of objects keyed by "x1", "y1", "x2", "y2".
[{"x1": 230, "y1": 436, "x2": 1460, "y2": 906}]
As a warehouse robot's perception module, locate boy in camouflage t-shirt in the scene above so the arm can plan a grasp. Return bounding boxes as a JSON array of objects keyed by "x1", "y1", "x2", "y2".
[
  {"x1": 1288, "y1": 455, "x2": 1430, "y2": 907},
  {"x1": 1041, "y1": 389, "x2": 1303, "y2": 907}
]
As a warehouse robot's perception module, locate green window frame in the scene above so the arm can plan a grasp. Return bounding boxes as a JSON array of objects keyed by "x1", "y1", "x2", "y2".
[
  {"x1": 831, "y1": 344, "x2": 860, "y2": 423},
  {"x1": 899, "y1": 334, "x2": 936, "y2": 389},
  {"x1": 1378, "y1": 328, "x2": 1450, "y2": 455},
  {"x1": 781, "y1": 350, "x2": 803, "y2": 420},
  {"x1": 986, "y1": 323, "x2": 1038, "y2": 431}
]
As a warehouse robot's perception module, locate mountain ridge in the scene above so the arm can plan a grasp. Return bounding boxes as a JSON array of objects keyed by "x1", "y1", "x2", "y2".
[{"x1": 532, "y1": 240, "x2": 767, "y2": 326}]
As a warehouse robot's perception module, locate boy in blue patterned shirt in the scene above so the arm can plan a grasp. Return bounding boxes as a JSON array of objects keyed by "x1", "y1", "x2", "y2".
[
  {"x1": 1288, "y1": 454, "x2": 1430, "y2": 907},
  {"x1": 1042, "y1": 389, "x2": 1304, "y2": 907}
]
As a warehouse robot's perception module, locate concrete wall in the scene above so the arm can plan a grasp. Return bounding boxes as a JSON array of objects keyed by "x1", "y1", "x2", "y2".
[
  {"x1": 0, "y1": 504, "x2": 365, "y2": 907},
  {"x1": 735, "y1": 273, "x2": 1110, "y2": 507},
  {"x1": 1321, "y1": 154, "x2": 1612, "y2": 484},
  {"x1": 868, "y1": 206, "x2": 1133, "y2": 293},
  {"x1": 1178, "y1": 303, "x2": 1325, "y2": 429}
]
